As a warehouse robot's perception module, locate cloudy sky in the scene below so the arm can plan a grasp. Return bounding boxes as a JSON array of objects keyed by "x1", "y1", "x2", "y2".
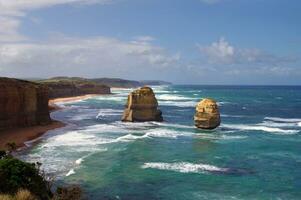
[{"x1": 0, "y1": 0, "x2": 300, "y2": 84}]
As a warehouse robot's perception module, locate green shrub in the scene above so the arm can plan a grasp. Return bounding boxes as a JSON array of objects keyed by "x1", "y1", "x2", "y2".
[{"x1": 0, "y1": 157, "x2": 51, "y2": 199}]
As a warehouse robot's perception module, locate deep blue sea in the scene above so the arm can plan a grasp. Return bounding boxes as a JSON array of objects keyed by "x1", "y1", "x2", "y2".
[{"x1": 18, "y1": 85, "x2": 301, "y2": 199}]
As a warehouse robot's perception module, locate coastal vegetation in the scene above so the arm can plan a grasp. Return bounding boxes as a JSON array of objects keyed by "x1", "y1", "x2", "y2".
[
  {"x1": 0, "y1": 149, "x2": 82, "y2": 200},
  {"x1": 0, "y1": 150, "x2": 51, "y2": 199}
]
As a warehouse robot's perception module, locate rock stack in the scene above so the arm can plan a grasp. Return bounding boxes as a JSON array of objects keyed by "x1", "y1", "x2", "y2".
[
  {"x1": 0, "y1": 78, "x2": 51, "y2": 130},
  {"x1": 122, "y1": 86, "x2": 163, "y2": 122},
  {"x1": 194, "y1": 98, "x2": 221, "y2": 129}
]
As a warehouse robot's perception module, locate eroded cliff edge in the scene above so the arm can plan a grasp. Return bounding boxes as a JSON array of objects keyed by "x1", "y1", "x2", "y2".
[{"x1": 0, "y1": 77, "x2": 51, "y2": 130}]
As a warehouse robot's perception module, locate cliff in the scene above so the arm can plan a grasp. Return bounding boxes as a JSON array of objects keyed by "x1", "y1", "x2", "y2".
[
  {"x1": 38, "y1": 77, "x2": 111, "y2": 99},
  {"x1": 91, "y1": 78, "x2": 141, "y2": 88},
  {"x1": 0, "y1": 78, "x2": 51, "y2": 130},
  {"x1": 92, "y1": 78, "x2": 172, "y2": 88},
  {"x1": 122, "y1": 86, "x2": 163, "y2": 122}
]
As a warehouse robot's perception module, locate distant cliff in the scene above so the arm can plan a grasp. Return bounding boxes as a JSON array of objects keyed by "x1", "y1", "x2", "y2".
[
  {"x1": 92, "y1": 78, "x2": 172, "y2": 88},
  {"x1": 0, "y1": 78, "x2": 51, "y2": 130},
  {"x1": 38, "y1": 77, "x2": 111, "y2": 99},
  {"x1": 91, "y1": 78, "x2": 141, "y2": 88}
]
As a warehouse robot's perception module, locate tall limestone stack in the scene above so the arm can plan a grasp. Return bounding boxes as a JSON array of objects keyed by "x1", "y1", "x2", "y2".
[
  {"x1": 0, "y1": 78, "x2": 51, "y2": 130},
  {"x1": 194, "y1": 98, "x2": 221, "y2": 129},
  {"x1": 122, "y1": 86, "x2": 163, "y2": 122}
]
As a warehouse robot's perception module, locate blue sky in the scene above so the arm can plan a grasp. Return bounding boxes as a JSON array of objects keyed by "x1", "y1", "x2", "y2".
[{"x1": 0, "y1": 0, "x2": 300, "y2": 84}]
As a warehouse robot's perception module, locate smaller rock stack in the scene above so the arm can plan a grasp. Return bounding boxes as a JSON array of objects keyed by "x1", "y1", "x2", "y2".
[
  {"x1": 194, "y1": 98, "x2": 221, "y2": 129},
  {"x1": 122, "y1": 87, "x2": 163, "y2": 122}
]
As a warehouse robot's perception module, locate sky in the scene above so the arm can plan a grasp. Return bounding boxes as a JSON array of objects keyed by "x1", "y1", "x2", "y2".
[{"x1": 0, "y1": 0, "x2": 300, "y2": 85}]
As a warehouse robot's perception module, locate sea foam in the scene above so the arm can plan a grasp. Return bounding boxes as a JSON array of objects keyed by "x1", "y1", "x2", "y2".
[
  {"x1": 258, "y1": 121, "x2": 299, "y2": 128},
  {"x1": 265, "y1": 117, "x2": 301, "y2": 123},
  {"x1": 66, "y1": 169, "x2": 75, "y2": 177},
  {"x1": 159, "y1": 100, "x2": 197, "y2": 107},
  {"x1": 141, "y1": 162, "x2": 229, "y2": 174},
  {"x1": 157, "y1": 94, "x2": 194, "y2": 101},
  {"x1": 221, "y1": 124, "x2": 299, "y2": 135}
]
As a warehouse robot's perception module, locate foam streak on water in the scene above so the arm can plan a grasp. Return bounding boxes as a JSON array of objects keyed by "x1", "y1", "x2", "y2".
[
  {"x1": 141, "y1": 162, "x2": 229, "y2": 174},
  {"x1": 221, "y1": 124, "x2": 299, "y2": 134}
]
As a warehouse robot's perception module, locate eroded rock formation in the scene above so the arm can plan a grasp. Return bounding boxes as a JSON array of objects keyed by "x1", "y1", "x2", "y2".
[
  {"x1": 194, "y1": 98, "x2": 221, "y2": 129},
  {"x1": 0, "y1": 78, "x2": 51, "y2": 130},
  {"x1": 122, "y1": 86, "x2": 163, "y2": 122}
]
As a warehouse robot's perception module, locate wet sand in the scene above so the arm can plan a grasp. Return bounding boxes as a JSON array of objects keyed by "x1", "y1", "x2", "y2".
[{"x1": 0, "y1": 121, "x2": 65, "y2": 150}]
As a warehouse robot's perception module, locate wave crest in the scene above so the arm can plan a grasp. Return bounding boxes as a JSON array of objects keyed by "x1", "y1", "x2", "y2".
[
  {"x1": 141, "y1": 162, "x2": 229, "y2": 174},
  {"x1": 221, "y1": 124, "x2": 299, "y2": 135}
]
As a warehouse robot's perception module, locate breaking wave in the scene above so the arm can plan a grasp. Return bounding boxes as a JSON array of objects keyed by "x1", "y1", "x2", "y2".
[
  {"x1": 264, "y1": 117, "x2": 301, "y2": 123},
  {"x1": 141, "y1": 162, "x2": 229, "y2": 174},
  {"x1": 65, "y1": 169, "x2": 75, "y2": 177},
  {"x1": 221, "y1": 124, "x2": 299, "y2": 135},
  {"x1": 159, "y1": 100, "x2": 197, "y2": 107}
]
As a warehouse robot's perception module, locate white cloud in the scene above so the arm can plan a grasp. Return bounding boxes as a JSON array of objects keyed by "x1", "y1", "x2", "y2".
[
  {"x1": 0, "y1": 0, "x2": 115, "y2": 42},
  {"x1": 199, "y1": 37, "x2": 234, "y2": 64},
  {"x1": 199, "y1": 37, "x2": 296, "y2": 65},
  {"x1": 0, "y1": 0, "x2": 114, "y2": 16},
  {"x1": 0, "y1": 35, "x2": 180, "y2": 78},
  {"x1": 0, "y1": 16, "x2": 26, "y2": 42},
  {"x1": 0, "y1": 0, "x2": 181, "y2": 80}
]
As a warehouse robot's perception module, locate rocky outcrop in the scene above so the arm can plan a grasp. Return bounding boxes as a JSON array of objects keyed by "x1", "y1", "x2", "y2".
[
  {"x1": 194, "y1": 98, "x2": 221, "y2": 129},
  {"x1": 122, "y1": 87, "x2": 163, "y2": 122},
  {"x1": 39, "y1": 77, "x2": 111, "y2": 99},
  {"x1": 0, "y1": 78, "x2": 51, "y2": 130}
]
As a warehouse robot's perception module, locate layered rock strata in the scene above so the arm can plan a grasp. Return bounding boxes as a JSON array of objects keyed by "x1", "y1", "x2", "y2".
[
  {"x1": 194, "y1": 98, "x2": 221, "y2": 129},
  {"x1": 0, "y1": 78, "x2": 51, "y2": 130},
  {"x1": 122, "y1": 87, "x2": 163, "y2": 122}
]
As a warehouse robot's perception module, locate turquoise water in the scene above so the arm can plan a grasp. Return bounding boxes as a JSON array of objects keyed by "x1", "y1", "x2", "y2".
[{"x1": 19, "y1": 85, "x2": 301, "y2": 199}]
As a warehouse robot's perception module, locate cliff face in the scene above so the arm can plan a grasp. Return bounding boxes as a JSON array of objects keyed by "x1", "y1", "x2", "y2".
[
  {"x1": 194, "y1": 98, "x2": 221, "y2": 129},
  {"x1": 39, "y1": 78, "x2": 111, "y2": 99},
  {"x1": 122, "y1": 87, "x2": 163, "y2": 122},
  {"x1": 0, "y1": 78, "x2": 51, "y2": 130}
]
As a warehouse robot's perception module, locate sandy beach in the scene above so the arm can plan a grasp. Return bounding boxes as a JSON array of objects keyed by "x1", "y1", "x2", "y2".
[
  {"x1": 0, "y1": 121, "x2": 65, "y2": 150},
  {"x1": 49, "y1": 94, "x2": 100, "y2": 104}
]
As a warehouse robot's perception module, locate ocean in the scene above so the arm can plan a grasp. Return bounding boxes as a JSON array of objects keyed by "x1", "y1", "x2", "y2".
[{"x1": 18, "y1": 85, "x2": 301, "y2": 199}]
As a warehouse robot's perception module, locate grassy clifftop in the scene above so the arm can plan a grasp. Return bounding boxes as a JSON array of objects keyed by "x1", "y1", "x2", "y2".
[{"x1": 37, "y1": 77, "x2": 111, "y2": 99}]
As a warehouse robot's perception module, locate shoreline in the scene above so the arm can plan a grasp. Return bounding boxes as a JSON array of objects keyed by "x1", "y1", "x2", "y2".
[
  {"x1": 49, "y1": 94, "x2": 101, "y2": 104},
  {"x1": 0, "y1": 94, "x2": 103, "y2": 150},
  {"x1": 0, "y1": 121, "x2": 65, "y2": 150},
  {"x1": 0, "y1": 93, "x2": 115, "y2": 151}
]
